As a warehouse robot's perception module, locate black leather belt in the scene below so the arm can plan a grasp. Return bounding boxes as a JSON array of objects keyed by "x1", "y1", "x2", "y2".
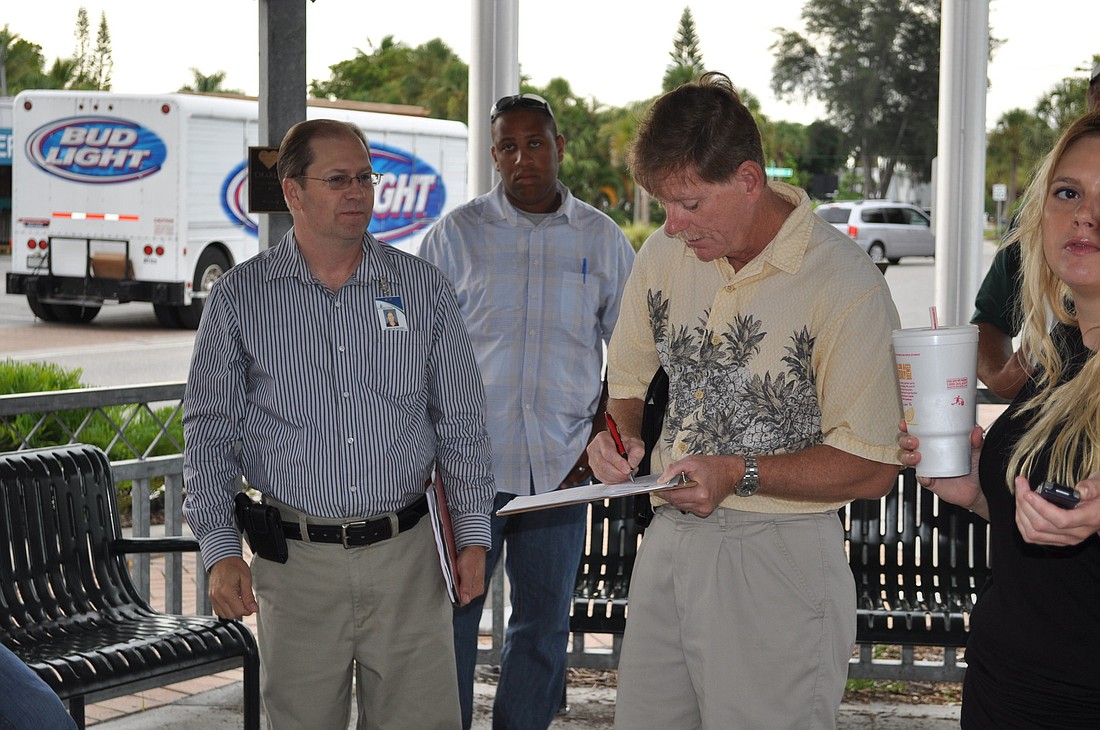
[{"x1": 281, "y1": 496, "x2": 429, "y2": 548}]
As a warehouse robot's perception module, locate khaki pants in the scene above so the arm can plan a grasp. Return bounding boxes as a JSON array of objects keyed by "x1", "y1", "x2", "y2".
[
  {"x1": 614, "y1": 506, "x2": 856, "y2": 730},
  {"x1": 252, "y1": 515, "x2": 459, "y2": 730}
]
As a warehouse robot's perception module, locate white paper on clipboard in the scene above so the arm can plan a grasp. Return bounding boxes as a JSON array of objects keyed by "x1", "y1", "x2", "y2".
[{"x1": 496, "y1": 473, "x2": 684, "y2": 516}]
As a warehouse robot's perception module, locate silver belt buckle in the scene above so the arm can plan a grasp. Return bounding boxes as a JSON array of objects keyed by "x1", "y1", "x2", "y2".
[
  {"x1": 340, "y1": 520, "x2": 368, "y2": 548},
  {"x1": 339, "y1": 514, "x2": 400, "y2": 548}
]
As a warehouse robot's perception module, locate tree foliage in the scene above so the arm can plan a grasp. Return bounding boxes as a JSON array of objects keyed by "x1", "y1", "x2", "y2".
[
  {"x1": 770, "y1": 0, "x2": 941, "y2": 197},
  {"x1": 663, "y1": 7, "x2": 705, "y2": 92},
  {"x1": 984, "y1": 54, "x2": 1099, "y2": 216},
  {"x1": 91, "y1": 11, "x2": 113, "y2": 90},
  {"x1": 310, "y1": 36, "x2": 469, "y2": 122},
  {"x1": 179, "y1": 68, "x2": 243, "y2": 95},
  {"x1": 0, "y1": 24, "x2": 74, "y2": 93},
  {"x1": 69, "y1": 7, "x2": 112, "y2": 90}
]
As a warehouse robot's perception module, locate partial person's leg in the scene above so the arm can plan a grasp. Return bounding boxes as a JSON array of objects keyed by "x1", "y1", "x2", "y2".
[
  {"x1": 253, "y1": 541, "x2": 357, "y2": 730},
  {"x1": 453, "y1": 493, "x2": 510, "y2": 729},
  {"x1": 0, "y1": 644, "x2": 76, "y2": 730},
  {"x1": 353, "y1": 520, "x2": 461, "y2": 730},
  {"x1": 492, "y1": 500, "x2": 586, "y2": 730},
  {"x1": 613, "y1": 508, "x2": 703, "y2": 729}
]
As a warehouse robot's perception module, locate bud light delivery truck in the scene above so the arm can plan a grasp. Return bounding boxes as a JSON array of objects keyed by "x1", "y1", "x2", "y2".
[{"x1": 7, "y1": 91, "x2": 467, "y2": 327}]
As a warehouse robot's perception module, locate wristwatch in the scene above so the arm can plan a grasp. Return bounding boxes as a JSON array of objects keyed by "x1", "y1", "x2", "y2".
[{"x1": 734, "y1": 455, "x2": 760, "y2": 497}]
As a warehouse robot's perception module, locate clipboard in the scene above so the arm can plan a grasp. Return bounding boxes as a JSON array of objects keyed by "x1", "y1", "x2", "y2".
[
  {"x1": 426, "y1": 471, "x2": 459, "y2": 606},
  {"x1": 496, "y1": 473, "x2": 686, "y2": 516}
]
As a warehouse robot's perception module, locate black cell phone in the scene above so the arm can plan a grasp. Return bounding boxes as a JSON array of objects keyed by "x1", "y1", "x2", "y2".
[
  {"x1": 234, "y1": 492, "x2": 289, "y2": 563},
  {"x1": 1035, "y1": 481, "x2": 1080, "y2": 510}
]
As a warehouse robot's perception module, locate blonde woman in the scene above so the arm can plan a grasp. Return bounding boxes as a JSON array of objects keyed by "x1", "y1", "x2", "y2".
[{"x1": 899, "y1": 111, "x2": 1100, "y2": 728}]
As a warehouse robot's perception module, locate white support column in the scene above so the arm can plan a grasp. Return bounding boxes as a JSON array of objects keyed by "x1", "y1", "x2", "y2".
[
  {"x1": 934, "y1": 0, "x2": 990, "y2": 325},
  {"x1": 469, "y1": 0, "x2": 519, "y2": 198}
]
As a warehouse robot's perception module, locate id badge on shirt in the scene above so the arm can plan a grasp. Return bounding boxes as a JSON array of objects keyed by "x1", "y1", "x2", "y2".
[{"x1": 375, "y1": 296, "x2": 408, "y2": 330}]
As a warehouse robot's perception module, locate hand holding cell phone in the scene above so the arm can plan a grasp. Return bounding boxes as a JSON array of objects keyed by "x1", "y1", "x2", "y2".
[{"x1": 1035, "y1": 481, "x2": 1080, "y2": 510}]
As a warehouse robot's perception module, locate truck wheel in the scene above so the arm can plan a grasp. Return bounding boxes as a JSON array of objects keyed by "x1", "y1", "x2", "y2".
[
  {"x1": 53, "y1": 304, "x2": 102, "y2": 324},
  {"x1": 27, "y1": 294, "x2": 60, "y2": 322},
  {"x1": 177, "y1": 247, "x2": 230, "y2": 329}
]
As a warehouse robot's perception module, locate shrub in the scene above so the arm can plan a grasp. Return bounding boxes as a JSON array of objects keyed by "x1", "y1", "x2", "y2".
[
  {"x1": 620, "y1": 222, "x2": 660, "y2": 252},
  {"x1": 0, "y1": 360, "x2": 88, "y2": 450}
]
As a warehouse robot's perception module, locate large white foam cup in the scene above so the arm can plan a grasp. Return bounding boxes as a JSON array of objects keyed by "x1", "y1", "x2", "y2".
[{"x1": 892, "y1": 325, "x2": 979, "y2": 478}]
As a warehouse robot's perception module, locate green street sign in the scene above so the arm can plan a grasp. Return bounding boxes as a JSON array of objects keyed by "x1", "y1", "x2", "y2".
[{"x1": 765, "y1": 166, "x2": 794, "y2": 178}]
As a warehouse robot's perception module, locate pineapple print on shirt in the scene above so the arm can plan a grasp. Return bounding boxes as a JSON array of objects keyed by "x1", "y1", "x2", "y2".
[{"x1": 648, "y1": 288, "x2": 824, "y2": 457}]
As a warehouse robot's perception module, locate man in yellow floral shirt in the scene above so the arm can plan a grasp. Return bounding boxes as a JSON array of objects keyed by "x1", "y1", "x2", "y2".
[{"x1": 587, "y1": 72, "x2": 903, "y2": 729}]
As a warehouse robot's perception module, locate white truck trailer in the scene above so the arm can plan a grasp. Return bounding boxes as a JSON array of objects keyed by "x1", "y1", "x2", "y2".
[{"x1": 7, "y1": 91, "x2": 467, "y2": 327}]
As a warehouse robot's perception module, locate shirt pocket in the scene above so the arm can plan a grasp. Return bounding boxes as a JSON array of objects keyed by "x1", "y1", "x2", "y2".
[
  {"x1": 368, "y1": 326, "x2": 431, "y2": 401},
  {"x1": 558, "y1": 272, "x2": 597, "y2": 339}
]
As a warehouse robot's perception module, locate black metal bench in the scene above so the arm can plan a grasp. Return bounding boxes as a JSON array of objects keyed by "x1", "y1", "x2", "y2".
[
  {"x1": 0, "y1": 444, "x2": 260, "y2": 729},
  {"x1": 568, "y1": 496, "x2": 640, "y2": 668},
  {"x1": 846, "y1": 468, "x2": 990, "y2": 681},
  {"x1": 568, "y1": 468, "x2": 990, "y2": 683}
]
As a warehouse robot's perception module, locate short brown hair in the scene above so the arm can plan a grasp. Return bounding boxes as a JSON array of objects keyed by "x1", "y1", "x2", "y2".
[
  {"x1": 629, "y1": 72, "x2": 764, "y2": 193},
  {"x1": 276, "y1": 119, "x2": 369, "y2": 182}
]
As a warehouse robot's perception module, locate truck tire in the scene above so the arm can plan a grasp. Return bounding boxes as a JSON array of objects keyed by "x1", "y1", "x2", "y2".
[
  {"x1": 26, "y1": 294, "x2": 60, "y2": 322},
  {"x1": 176, "y1": 247, "x2": 230, "y2": 329},
  {"x1": 53, "y1": 303, "x2": 102, "y2": 323}
]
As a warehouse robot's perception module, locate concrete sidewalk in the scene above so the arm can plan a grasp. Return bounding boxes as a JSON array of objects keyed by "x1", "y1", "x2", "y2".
[{"x1": 90, "y1": 676, "x2": 961, "y2": 729}]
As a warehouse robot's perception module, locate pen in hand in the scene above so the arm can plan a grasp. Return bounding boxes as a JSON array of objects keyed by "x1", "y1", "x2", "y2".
[{"x1": 604, "y1": 412, "x2": 636, "y2": 483}]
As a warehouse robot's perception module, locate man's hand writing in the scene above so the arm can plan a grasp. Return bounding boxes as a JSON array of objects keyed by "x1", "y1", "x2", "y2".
[{"x1": 586, "y1": 430, "x2": 641, "y2": 485}]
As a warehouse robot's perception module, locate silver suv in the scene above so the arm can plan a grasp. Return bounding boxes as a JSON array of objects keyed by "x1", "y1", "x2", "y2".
[{"x1": 816, "y1": 200, "x2": 935, "y2": 264}]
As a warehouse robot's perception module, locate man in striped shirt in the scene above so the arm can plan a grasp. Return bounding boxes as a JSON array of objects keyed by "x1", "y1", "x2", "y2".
[{"x1": 183, "y1": 119, "x2": 495, "y2": 730}]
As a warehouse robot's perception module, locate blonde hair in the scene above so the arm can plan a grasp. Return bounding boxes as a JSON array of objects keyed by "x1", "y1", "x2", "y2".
[{"x1": 1006, "y1": 111, "x2": 1100, "y2": 487}]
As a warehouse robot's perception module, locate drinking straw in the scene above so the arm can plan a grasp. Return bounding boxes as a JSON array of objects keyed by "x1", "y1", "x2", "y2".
[{"x1": 929, "y1": 306, "x2": 939, "y2": 329}]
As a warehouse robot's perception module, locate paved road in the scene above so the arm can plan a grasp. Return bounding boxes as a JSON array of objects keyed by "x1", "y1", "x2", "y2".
[{"x1": 0, "y1": 257, "x2": 195, "y2": 386}]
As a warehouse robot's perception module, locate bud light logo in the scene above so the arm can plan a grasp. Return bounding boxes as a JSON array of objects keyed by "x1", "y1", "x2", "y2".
[
  {"x1": 369, "y1": 142, "x2": 446, "y2": 243},
  {"x1": 220, "y1": 161, "x2": 258, "y2": 236},
  {"x1": 26, "y1": 117, "x2": 167, "y2": 183},
  {"x1": 218, "y1": 141, "x2": 447, "y2": 245}
]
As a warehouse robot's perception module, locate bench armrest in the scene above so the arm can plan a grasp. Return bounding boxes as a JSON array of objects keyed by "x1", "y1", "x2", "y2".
[{"x1": 112, "y1": 536, "x2": 200, "y2": 554}]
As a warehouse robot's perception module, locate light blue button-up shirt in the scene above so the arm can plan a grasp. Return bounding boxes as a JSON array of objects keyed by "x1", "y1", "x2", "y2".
[{"x1": 419, "y1": 181, "x2": 635, "y2": 495}]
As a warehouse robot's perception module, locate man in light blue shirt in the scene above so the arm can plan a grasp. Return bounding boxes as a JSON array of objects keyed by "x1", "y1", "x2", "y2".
[{"x1": 419, "y1": 93, "x2": 635, "y2": 730}]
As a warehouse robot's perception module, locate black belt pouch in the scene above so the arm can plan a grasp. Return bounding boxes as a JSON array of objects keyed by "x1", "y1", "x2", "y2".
[{"x1": 234, "y1": 492, "x2": 289, "y2": 563}]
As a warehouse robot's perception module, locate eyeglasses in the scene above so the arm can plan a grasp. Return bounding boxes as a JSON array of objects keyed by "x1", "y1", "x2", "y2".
[
  {"x1": 296, "y1": 172, "x2": 383, "y2": 190},
  {"x1": 489, "y1": 93, "x2": 555, "y2": 123}
]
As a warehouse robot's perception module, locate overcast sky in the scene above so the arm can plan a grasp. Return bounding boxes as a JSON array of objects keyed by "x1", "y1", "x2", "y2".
[{"x1": 5, "y1": 1, "x2": 1098, "y2": 129}]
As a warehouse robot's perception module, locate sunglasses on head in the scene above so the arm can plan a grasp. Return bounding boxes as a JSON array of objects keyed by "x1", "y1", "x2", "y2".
[{"x1": 489, "y1": 93, "x2": 556, "y2": 123}]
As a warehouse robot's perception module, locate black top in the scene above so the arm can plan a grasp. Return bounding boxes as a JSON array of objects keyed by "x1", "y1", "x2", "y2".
[{"x1": 963, "y1": 324, "x2": 1100, "y2": 728}]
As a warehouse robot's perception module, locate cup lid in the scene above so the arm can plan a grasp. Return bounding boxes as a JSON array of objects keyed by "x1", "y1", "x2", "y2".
[{"x1": 892, "y1": 324, "x2": 978, "y2": 346}]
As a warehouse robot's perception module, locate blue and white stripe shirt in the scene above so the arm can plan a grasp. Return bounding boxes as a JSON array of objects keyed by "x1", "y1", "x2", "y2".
[
  {"x1": 183, "y1": 230, "x2": 495, "y2": 570},
  {"x1": 419, "y1": 181, "x2": 635, "y2": 495}
]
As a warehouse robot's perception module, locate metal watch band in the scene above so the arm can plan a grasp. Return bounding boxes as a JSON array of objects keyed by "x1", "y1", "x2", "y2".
[{"x1": 735, "y1": 455, "x2": 760, "y2": 497}]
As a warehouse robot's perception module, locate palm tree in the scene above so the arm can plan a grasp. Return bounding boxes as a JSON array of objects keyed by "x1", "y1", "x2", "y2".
[
  {"x1": 987, "y1": 109, "x2": 1053, "y2": 209},
  {"x1": 179, "y1": 68, "x2": 242, "y2": 95}
]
